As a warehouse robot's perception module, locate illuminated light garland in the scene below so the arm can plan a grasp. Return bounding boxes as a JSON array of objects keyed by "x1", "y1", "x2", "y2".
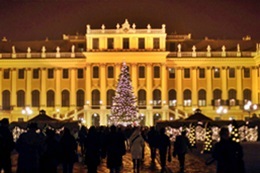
[{"x1": 202, "y1": 124, "x2": 213, "y2": 153}]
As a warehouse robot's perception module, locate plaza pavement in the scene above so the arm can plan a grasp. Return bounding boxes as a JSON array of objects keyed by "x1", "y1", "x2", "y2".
[{"x1": 12, "y1": 142, "x2": 260, "y2": 173}]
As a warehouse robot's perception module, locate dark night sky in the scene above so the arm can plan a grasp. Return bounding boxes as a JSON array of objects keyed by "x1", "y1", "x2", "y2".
[{"x1": 0, "y1": 0, "x2": 259, "y2": 41}]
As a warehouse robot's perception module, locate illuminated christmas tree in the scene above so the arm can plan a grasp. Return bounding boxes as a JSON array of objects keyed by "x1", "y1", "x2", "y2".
[
  {"x1": 203, "y1": 123, "x2": 213, "y2": 153},
  {"x1": 110, "y1": 62, "x2": 140, "y2": 126},
  {"x1": 231, "y1": 120, "x2": 240, "y2": 143},
  {"x1": 188, "y1": 123, "x2": 196, "y2": 148}
]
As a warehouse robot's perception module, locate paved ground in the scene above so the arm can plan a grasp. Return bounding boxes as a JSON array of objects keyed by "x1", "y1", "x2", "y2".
[{"x1": 11, "y1": 142, "x2": 260, "y2": 173}]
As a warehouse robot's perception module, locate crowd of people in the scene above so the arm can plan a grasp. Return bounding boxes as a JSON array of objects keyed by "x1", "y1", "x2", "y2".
[{"x1": 0, "y1": 117, "x2": 245, "y2": 173}]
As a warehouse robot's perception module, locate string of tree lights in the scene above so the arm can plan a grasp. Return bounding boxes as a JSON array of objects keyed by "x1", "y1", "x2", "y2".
[
  {"x1": 110, "y1": 62, "x2": 140, "y2": 126},
  {"x1": 188, "y1": 124, "x2": 197, "y2": 148},
  {"x1": 202, "y1": 123, "x2": 213, "y2": 153}
]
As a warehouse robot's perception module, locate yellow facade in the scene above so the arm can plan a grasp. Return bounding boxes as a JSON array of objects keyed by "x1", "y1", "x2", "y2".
[{"x1": 0, "y1": 19, "x2": 260, "y2": 127}]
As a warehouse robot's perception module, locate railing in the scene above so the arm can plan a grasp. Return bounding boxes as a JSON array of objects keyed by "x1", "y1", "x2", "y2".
[{"x1": 0, "y1": 52, "x2": 85, "y2": 59}]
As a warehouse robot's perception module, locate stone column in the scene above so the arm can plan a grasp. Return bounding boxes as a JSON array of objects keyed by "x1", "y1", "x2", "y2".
[
  {"x1": 191, "y1": 67, "x2": 197, "y2": 106},
  {"x1": 176, "y1": 67, "x2": 183, "y2": 107},
  {"x1": 40, "y1": 68, "x2": 46, "y2": 108},
  {"x1": 0, "y1": 69, "x2": 2, "y2": 107},
  {"x1": 236, "y1": 66, "x2": 242, "y2": 101},
  {"x1": 161, "y1": 63, "x2": 167, "y2": 104},
  {"x1": 11, "y1": 68, "x2": 17, "y2": 107},
  {"x1": 86, "y1": 64, "x2": 91, "y2": 104},
  {"x1": 70, "y1": 68, "x2": 76, "y2": 109},
  {"x1": 100, "y1": 64, "x2": 106, "y2": 105},
  {"x1": 252, "y1": 66, "x2": 258, "y2": 103},
  {"x1": 206, "y1": 67, "x2": 212, "y2": 106},
  {"x1": 55, "y1": 68, "x2": 61, "y2": 107},
  {"x1": 221, "y1": 67, "x2": 227, "y2": 100},
  {"x1": 26, "y1": 68, "x2": 32, "y2": 106},
  {"x1": 131, "y1": 63, "x2": 137, "y2": 96},
  {"x1": 146, "y1": 64, "x2": 152, "y2": 105}
]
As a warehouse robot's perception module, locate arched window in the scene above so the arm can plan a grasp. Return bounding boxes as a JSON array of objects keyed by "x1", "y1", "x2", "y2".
[
  {"x1": 168, "y1": 89, "x2": 177, "y2": 106},
  {"x1": 228, "y1": 89, "x2": 237, "y2": 106},
  {"x1": 213, "y1": 89, "x2": 222, "y2": 106},
  {"x1": 183, "y1": 89, "x2": 191, "y2": 106},
  {"x1": 138, "y1": 89, "x2": 146, "y2": 106},
  {"x1": 2, "y1": 90, "x2": 11, "y2": 110},
  {"x1": 47, "y1": 90, "x2": 55, "y2": 107},
  {"x1": 92, "y1": 89, "x2": 100, "y2": 109},
  {"x1": 76, "y1": 90, "x2": 85, "y2": 107},
  {"x1": 107, "y1": 89, "x2": 115, "y2": 108},
  {"x1": 17, "y1": 90, "x2": 25, "y2": 107},
  {"x1": 243, "y1": 89, "x2": 251, "y2": 103},
  {"x1": 32, "y1": 90, "x2": 40, "y2": 107},
  {"x1": 198, "y1": 89, "x2": 206, "y2": 106},
  {"x1": 62, "y1": 90, "x2": 70, "y2": 107},
  {"x1": 153, "y1": 89, "x2": 161, "y2": 106}
]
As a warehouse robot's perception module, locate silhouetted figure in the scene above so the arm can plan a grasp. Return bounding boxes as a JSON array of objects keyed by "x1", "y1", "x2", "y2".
[
  {"x1": 78, "y1": 125, "x2": 88, "y2": 156},
  {"x1": 0, "y1": 118, "x2": 15, "y2": 173},
  {"x1": 157, "y1": 127, "x2": 171, "y2": 173},
  {"x1": 16, "y1": 122, "x2": 44, "y2": 173},
  {"x1": 40, "y1": 128, "x2": 60, "y2": 173},
  {"x1": 105, "y1": 125, "x2": 126, "y2": 173},
  {"x1": 146, "y1": 126, "x2": 158, "y2": 162},
  {"x1": 129, "y1": 127, "x2": 145, "y2": 173},
  {"x1": 173, "y1": 130, "x2": 191, "y2": 173},
  {"x1": 59, "y1": 127, "x2": 77, "y2": 173},
  {"x1": 84, "y1": 126, "x2": 101, "y2": 173},
  {"x1": 212, "y1": 127, "x2": 245, "y2": 173}
]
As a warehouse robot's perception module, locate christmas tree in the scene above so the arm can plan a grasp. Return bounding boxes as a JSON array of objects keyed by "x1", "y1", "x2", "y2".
[{"x1": 110, "y1": 62, "x2": 140, "y2": 126}]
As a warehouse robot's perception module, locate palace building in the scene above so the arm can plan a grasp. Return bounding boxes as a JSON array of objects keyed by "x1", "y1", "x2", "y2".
[{"x1": 0, "y1": 19, "x2": 260, "y2": 127}]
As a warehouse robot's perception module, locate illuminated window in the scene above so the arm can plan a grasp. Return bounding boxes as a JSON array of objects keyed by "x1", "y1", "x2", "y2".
[
  {"x1": 214, "y1": 68, "x2": 220, "y2": 78},
  {"x1": 169, "y1": 68, "x2": 175, "y2": 78},
  {"x1": 198, "y1": 89, "x2": 206, "y2": 106},
  {"x1": 183, "y1": 89, "x2": 191, "y2": 106}
]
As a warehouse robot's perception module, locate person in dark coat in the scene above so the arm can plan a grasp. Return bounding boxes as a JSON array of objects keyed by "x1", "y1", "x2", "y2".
[
  {"x1": 16, "y1": 122, "x2": 44, "y2": 173},
  {"x1": 212, "y1": 127, "x2": 245, "y2": 173},
  {"x1": 40, "y1": 128, "x2": 60, "y2": 173},
  {"x1": 146, "y1": 126, "x2": 158, "y2": 163},
  {"x1": 0, "y1": 118, "x2": 15, "y2": 173},
  {"x1": 173, "y1": 130, "x2": 191, "y2": 173},
  {"x1": 105, "y1": 125, "x2": 126, "y2": 173},
  {"x1": 157, "y1": 127, "x2": 171, "y2": 173},
  {"x1": 59, "y1": 127, "x2": 78, "y2": 173},
  {"x1": 84, "y1": 126, "x2": 101, "y2": 173}
]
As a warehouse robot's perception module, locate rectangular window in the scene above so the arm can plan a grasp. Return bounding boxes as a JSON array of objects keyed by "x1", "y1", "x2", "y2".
[
  {"x1": 3, "y1": 69, "x2": 10, "y2": 79},
  {"x1": 138, "y1": 38, "x2": 145, "y2": 49},
  {"x1": 48, "y1": 69, "x2": 54, "y2": 79},
  {"x1": 198, "y1": 100, "x2": 206, "y2": 106},
  {"x1": 153, "y1": 38, "x2": 160, "y2": 49},
  {"x1": 107, "y1": 38, "x2": 114, "y2": 49},
  {"x1": 214, "y1": 68, "x2": 220, "y2": 78},
  {"x1": 77, "y1": 68, "x2": 84, "y2": 79},
  {"x1": 154, "y1": 66, "x2": 160, "y2": 78},
  {"x1": 108, "y1": 66, "x2": 114, "y2": 78},
  {"x1": 123, "y1": 38, "x2": 129, "y2": 49},
  {"x1": 63, "y1": 69, "x2": 69, "y2": 79},
  {"x1": 18, "y1": 69, "x2": 24, "y2": 79},
  {"x1": 33, "y1": 69, "x2": 39, "y2": 79},
  {"x1": 93, "y1": 38, "x2": 99, "y2": 49},
  {"x1": 93, "y1": 66, "x2": 99, "y2": 78},
  {"x1": 169, "y1": 68, "x2": 175, "y2": 78},
  {"x1": 229, "y1": 68, "x2": 235, "y2": 78},
  {"x1": 244, "y1": 68, "x2": 250, "y2": 78},
  {"x1": 199, "y1": 68, "x2": 205, "y2": 78},
  {"x1": 183, "y1": 100, "x2": 192, "y2": 106},
  {"x1": 184, "y1": 68, "x2": 190, "y2": 78},
  {"x1": 139, "y1": 66, "x2": 145, "y2": 78}
]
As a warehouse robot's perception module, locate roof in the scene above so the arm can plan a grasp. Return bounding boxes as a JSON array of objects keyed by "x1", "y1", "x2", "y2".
[{"x1": 185, "y1": 109, "x2": 213, "y2": 121}]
